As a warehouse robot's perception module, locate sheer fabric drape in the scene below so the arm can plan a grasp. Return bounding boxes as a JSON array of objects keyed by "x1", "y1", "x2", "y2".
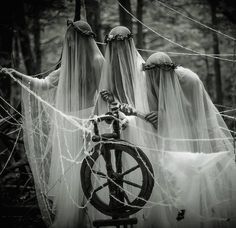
[
  {"x1": 144, "y1": 54, "x2": 236, "y2": 228},
  {"x1": 95, "y1": 36, "x2": 154, "y2": 226},
  {"x1": 21, "y1": 24, "x2": 104, "y2": 228}
]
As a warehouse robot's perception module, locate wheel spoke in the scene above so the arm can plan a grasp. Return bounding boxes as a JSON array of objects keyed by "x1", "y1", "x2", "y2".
[
  {"x1": 92, "y1": 170, "x2": 107, "y2": 178},
  {"x1": 123, "y1": 191, "x2": 131, "y2": 205},
  {"x1": 121, "y1": 165, "x2": 140, "y2": 177},
  {"x1": 122, "y1": 179, "x2": 142, "y2": 189},
  {"x1": 93, "y1": 182, "x2": 109, "y2": 193}
]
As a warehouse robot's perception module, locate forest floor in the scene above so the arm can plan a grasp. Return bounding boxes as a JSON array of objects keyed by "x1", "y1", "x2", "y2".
[{"x1": 0, "y1": 171, "x2": 47, "y2": 228}]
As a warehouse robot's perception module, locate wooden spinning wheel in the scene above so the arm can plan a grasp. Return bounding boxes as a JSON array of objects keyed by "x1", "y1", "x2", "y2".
[{"x1": 80, "y1": 111, "x2": 154, "y2": 219}]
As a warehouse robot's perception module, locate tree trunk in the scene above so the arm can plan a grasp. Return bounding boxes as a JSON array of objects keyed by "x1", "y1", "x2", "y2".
[
  {"x1": 209, "y1": 0, "x2": 223, "y2": 105},
  {"x1": 74, "y1": 0, "x2": 81, "y2": 21},
  {"x1": 204, "y1": 54, "x2": 213, "y2": 98},
  {"x1": 119, "y1": 0, "x2": 133, "y2": 32},
  {"x1": 85, "y1": 0, "x2": 103, "y2": 52},
  {"x1": 12, "y1": 35, "x2": 20, "y2": 69},
  {"x1": 136, "y1": 0, "x2": 143, "y2": 48},
  {"x1": 0, "y1": 0, "x2": 14, "y2": 117},
  {"x1": 14, "y1": 0, "x2": 36, "y2": 75},
  {"x1": 33, "y1": 7, "x2": 41, "y2": 74}
]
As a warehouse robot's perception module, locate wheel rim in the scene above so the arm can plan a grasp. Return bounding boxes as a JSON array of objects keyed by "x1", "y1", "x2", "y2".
[{"x1": 81, "y1": 141, "x2": 154, "y2": 218}]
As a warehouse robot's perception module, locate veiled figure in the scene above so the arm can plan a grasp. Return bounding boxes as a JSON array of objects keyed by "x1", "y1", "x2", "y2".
[
  {"x1": 98, "y1": 26, "x2": 148, "y2": 113},
  {"x1": 97, "y1": 26, "x2": 149, "y2": 146},
  {"x1": 20, "y1": 20, "x2": 104, "y2": 228},
  {"x1": 94, "y1": 26, "x2": 153, "y2": 226},
  {"x1": 143, "y1": 52, "x2": 236, "y2": 228}
]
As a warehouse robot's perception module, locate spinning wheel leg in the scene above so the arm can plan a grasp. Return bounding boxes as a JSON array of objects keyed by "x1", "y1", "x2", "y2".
[{"x1": 100, "y1": 146, "x2": 115, "y2": 209}]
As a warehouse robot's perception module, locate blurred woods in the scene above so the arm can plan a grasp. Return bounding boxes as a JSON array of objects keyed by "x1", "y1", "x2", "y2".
[{"x1": 0, "y1": 0, "x2": 236, "y2": 226}]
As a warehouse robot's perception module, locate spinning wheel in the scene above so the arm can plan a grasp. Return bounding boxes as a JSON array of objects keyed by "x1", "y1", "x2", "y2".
[{"x1": 80, "y1": 111, "x2": 154, "y2": 218}]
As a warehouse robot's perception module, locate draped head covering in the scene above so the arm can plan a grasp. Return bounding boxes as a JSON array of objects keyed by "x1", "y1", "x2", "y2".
[
  {"x1": 21, "y1": 20, "x2": 104, "y2": 228},
  {"x1": 143, "y1": 52, "x2": 236, "y2": 227},
  {"x1": 57, "y1": 20, "x2": 103, "y2": 112},
  {"x1": 144, "y1": 52, "x2": 176, "y2": 112},
  {"x1": 98, "y1": 26, "x2": 148, "y2": 113}
]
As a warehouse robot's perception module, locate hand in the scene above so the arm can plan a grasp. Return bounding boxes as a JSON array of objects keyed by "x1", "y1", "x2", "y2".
[
  {"x1": 0, "y1": 67, "x2": 8, "y2": 75},
  {"x1": 120, "y1": 117, "x2": 129, "y2": 130},
  {"x1": 0, "y1": 67, "x2": 16, "y2": 76},
  {"x1": 0, "y1": 67, "x2": 11, "y2": 79},
  {"x1": 145, "y1": 111, "x2": 158, "y2": 128},
  {"x1": 120, "y1": 103, "x2": 135, "y2": 116},
  {"x1": 110, "y1": 101, "x2": 120, "y2": 112},
  {"x1": 100, "y1": 90, "x2": 115, "y2": 103}
]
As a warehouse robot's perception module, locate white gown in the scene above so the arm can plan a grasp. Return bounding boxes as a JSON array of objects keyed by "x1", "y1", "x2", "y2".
[
  {"x1": 142, "y1": 52, "x2": 236, "y2": 228},
  {"x1": 21, "y1": 21, "x2": 104, "y2": 228}
]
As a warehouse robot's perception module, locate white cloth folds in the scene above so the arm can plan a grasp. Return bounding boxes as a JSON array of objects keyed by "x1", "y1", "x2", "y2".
[
  {"x1": 143, "y1": 52, "x2": 236, "y2": 228},
  {"x1": 96, "y1": 26, "x2": 153, "y2": 227},
  {"x1": 21, "y1": 21, "x2": 104, "y2": 228}
]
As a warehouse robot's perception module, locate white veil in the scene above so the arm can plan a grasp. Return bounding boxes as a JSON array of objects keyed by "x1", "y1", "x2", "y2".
[
  {"x1": 94, "y1": 26, "x2": 153, "y2": 225},
  {"x1": 98, "y1": 26, "x2": 148, "y2": 114},
  {"x1": 143, "y1": 52, "x2": 236, "y2": 227},
  {"x1": 21, "y1": 20, "x2": 104, "y2": 228}
]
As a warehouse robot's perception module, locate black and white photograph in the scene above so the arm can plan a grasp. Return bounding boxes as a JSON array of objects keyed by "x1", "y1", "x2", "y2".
[{"x1": 0, "y1": 0, "x2": 236, "y2": 227}]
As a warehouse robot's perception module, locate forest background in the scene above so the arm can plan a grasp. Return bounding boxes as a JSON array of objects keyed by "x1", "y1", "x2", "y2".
[{"x1": 0, "y1": 0, "x2": 236, "y2": 227}]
